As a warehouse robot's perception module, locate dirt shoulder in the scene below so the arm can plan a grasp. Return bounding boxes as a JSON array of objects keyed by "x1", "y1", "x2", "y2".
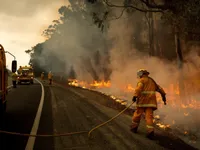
[{"x1": 52, "y1": 82, "x2": 197, "y2": 150}]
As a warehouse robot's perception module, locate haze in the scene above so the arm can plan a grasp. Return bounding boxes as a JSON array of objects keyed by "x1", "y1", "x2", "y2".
[{"x1": 0, "y1": 0, "x2": 68, "y2": 69}]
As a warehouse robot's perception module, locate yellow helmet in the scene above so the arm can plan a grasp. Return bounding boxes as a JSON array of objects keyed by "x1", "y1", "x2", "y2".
[{"x1": 137, "y1": 69, "x2": 149, "y2": 78}]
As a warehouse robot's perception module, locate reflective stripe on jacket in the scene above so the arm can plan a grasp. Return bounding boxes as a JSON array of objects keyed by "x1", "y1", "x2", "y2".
[
  {"x1": 48, "y1": 73, "x2": 52, "y2": 79},
  {"x1": 133, "y1": 76, "x2": 165, "y2": 110},
  {"x1": 18, "y1": 68, "x2": 22, "y2": 74},
  {"x1": 12, "y1": 73, "x2": 17, "y2": 81}
]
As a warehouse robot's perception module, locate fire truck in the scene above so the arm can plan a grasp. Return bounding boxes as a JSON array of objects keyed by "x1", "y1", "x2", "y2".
[
  {"x1": 17, "y1": 66, "x2": 34, "y2": 84},
  {"x1": 0, "y1": 44, "x2": 17, "y2": 115}
]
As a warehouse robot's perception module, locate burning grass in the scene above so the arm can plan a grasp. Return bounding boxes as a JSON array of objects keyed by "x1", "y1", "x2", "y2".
[{"x1": 65, "y1": 78, "x2": 200, "y2": 148}]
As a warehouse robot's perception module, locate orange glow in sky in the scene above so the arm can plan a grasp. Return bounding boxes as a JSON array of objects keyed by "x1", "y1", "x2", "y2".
[{"x1": 0, "y1": 0, "x2": 68, "y2": 69}]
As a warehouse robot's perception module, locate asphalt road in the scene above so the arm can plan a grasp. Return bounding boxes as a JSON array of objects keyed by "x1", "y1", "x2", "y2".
[
  {"x1": 0, "y1": 82, "x2": 42, "y2": 150},
  {"x1": 0, "y1": 80, "x2": 198, "y2": 150}
]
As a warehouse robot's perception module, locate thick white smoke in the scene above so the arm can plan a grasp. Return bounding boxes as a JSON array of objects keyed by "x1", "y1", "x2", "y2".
[
  {"x1": 36, "y1": 2, "x2": 200, "y2": 147},
  {"x1": 105, "y1": 12, "x2": 200, "y2": 148}
]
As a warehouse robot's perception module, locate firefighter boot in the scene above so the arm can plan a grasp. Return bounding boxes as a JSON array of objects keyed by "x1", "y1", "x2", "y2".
[
  {"x1": 146, "y1": 131, "x2": 155, "y2": 140},
  {"x1": 49, "y1": 79, "x2": 52, "y2": 85},
  {"x1": 130, "y1": 124, "x2": 138, "y2": 133},
  {"x1": 13, "y1": 81, "x2": 16, "y2": 88}
]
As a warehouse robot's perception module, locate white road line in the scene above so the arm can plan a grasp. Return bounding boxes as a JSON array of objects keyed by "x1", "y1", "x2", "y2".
[
  {"x1": 7, "y1": 85, "x2": 13, "y2": 92},
  {"x1": 7, "y1": 85, "x2": 13, "y2": 89},
  {"x1": 25, "y1": 78, "x2": 45, "y2": 150}
]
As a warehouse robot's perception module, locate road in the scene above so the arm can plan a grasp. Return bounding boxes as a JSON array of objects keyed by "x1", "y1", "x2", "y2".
[{"x1": 0, "y1": 79, "x2": 198, "y2": 150}]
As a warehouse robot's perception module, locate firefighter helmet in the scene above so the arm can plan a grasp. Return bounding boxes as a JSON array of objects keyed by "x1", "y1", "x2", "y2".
[{"x1": 137, "y1": 69, "x2": 149, "y2": 78}]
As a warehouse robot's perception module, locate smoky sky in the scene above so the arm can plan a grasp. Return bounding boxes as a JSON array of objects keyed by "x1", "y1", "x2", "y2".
[
  {"x1": 0, "y1": 0, "x2": 68, "y2": 68},
  {"x1": 0, "y1": 0, "x2": 67, "y2": 17}
]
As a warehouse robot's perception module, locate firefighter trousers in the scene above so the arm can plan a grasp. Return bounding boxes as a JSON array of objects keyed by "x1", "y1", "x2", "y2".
[
  {"x1": 12, "y1": 81, "x2": 17, "y2": 88},
  {"x1": 131, "y1": 107, "x2": 154, "y2": 134},
  {"x1": 49, "y1": 79, "x2": 52, "y2": 85}
]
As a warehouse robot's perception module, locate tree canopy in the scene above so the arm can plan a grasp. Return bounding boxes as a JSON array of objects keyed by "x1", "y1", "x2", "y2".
[
  {"x1": 26, "y1": 0, "x2": 111, "y2": 80},
  {"x1": 26, "y1": 0, "x2": 200, "y2": 80},
  {"x1": 88, "y1": 0, "x2": 200, "y2": 34}
]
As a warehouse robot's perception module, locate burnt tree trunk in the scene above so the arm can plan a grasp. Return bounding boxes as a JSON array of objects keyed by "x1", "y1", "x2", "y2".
[
  {"x1": 153, "y1": 14, "x2": 161, "y2": 57},
  {"x1": 148, "y1": 0, "x2": 155, "y2": 56},
  {"x1": 148, "y1": 11, "x2": 155, "y2": 56},
  {"x1": 68, "y1": 65, "x2": 76, "y2": 79},
  {"x1": 83, "y1": 57, "x2": 99, "y2": 81},
  {"x1": 174, "y1": 30, "x2": 185, "y2": 103}
]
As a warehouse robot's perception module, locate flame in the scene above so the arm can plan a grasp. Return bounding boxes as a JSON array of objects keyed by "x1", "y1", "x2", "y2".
[
  {"x1": 67, "y1": 78, "x2": 200, "y2": 109},
  {"x1": 154, "y1": 115, "x2": 160, "y2": 119},
  {"x1": 184, "y1": 131, "x2": 188, "y2": 135},
  {"x1": 125, "y1": 84, "x2": 135, "y2": 92},
  {"x1": 110, "y1": 95, "x2": 116, "y2": 99},
  {"x1": 156, "y1": 123, "x2": 170, "y2": 129},
  {"x1": 67, "y1": 78, "x2": 200, "y2": 134},
  {"x1": 184, "y1": 112, "x2": 189, "y2": 116},
  {"x1": 90, "y1": 80, "x2": 111, "y2": 88}
]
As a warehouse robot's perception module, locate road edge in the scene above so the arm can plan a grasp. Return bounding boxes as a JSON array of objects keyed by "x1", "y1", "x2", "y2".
[
  {"x1": 7, "y1": 85, "x2": 13, "y2": 92},
  {"x1": 25, "y1": 78, "x2": 45, "y2": 150}
]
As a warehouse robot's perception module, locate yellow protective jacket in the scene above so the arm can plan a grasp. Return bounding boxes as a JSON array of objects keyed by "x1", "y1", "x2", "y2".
[
  {"x1": 133, "y1": 75, "x2": 166, "y2": 110},
  {"x1": 12, "y1": 73, "x2": 18, "y2": 81},
  {"x1": 41, "y1": 73, "x2": 44, "y2": 79},
  {"x1": 48, "y1": 73, "x2": 52, "y2": 79},
  {"x1": 18, "y1": 68, "x2": 22, "y2": 74}
]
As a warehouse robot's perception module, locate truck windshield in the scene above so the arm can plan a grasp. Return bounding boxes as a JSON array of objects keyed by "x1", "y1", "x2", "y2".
[{"x1": 22, "y1": 69, "x2": 29, "y2": 74}]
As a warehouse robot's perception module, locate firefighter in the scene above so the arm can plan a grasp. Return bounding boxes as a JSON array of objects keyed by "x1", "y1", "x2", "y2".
[
  {"x1": 12, "y1": 72, "x2": 17, "y2": 88},
  {"x1": 130, "y1": 69, "x2": 166, "y2": 139},
  {"x1": 41, "y1": 72, "x2": 44, "y2": 81},
  {"x1": 48, "y1": 71, "x2": 53, "y2": 85},
  {"x1": 17, "y1": 66, "x2": 22, "y2": 74}
]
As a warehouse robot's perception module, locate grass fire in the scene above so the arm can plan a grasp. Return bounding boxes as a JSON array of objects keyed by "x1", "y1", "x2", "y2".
[
  {"x1": 67, "y1": 78, "x2": 200, "y2": 147},
  {"x1": 23, "y1": 0, "x2": 200, "y2": 149}
]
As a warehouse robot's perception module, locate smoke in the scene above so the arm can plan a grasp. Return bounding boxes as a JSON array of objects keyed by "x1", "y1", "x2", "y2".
[
  {"x1": 36, "y1": 1, "x2": 200, "y2": 95},
  {"x1": 36, "y1": 1, "x2": 110, "y2": 81},
  {"x1": 98, "y1": 9, "x2": 200, "y2": 147},
  {"x1": 0, "y1": 0, "x2": 63, "y2": 17},
  {"x1": 107, "y1": 13, "x2": 178, "y2": 89},
  {"x1": 107, "y1": 15, "x2": 200, "y2": 148},
  {"x1": 34, "y1": 1, "x2": 200, "y2": 146},
  {"x1": 41, "y1": 18, "x2": 104, "y2": 80}
]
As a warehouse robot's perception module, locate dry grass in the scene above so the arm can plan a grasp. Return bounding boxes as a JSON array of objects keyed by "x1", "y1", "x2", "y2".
[{"x1": 54, "y1": 78, "x2": 135, "y2": 116}]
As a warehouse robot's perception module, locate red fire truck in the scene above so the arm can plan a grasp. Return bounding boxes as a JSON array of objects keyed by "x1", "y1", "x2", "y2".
[{"x1": 0, "y1": 44, "x2": 17, "y2": 116}]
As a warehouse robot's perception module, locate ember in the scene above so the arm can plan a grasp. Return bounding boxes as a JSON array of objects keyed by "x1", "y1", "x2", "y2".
[{"x1": 67, "y1": 78, "x2": 200, "y2": 144}]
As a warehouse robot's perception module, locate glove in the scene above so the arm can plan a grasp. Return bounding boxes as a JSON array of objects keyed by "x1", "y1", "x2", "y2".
[
  {"x1": 162, "y1": 95, "x2": 166, "y2": 105},
  {"x1": 132, "y1": 96, "x2": 137, "y2": 102}
]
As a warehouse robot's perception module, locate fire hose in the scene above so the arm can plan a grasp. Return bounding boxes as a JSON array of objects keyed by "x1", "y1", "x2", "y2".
[{"x1": 0, "y1": 102, "x2": 134, "y2": 138}]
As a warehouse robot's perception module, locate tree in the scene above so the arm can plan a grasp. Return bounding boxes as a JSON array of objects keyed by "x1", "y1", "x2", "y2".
[
  {"x1": 25, "y1": 42, "x2": 66, "y2": 76},
  {"x1": 68, "y1": 65, "x2": 77, "y2": 79},
  {"x1": 88, "y1": 0, "x2": 200, "y2": 55},
  {"x1": 26, "y1": 0, "x2": 112, "y2": 81},
  {"x1": 87, "y1": 0, "x2": 200, "y2": 103}
]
